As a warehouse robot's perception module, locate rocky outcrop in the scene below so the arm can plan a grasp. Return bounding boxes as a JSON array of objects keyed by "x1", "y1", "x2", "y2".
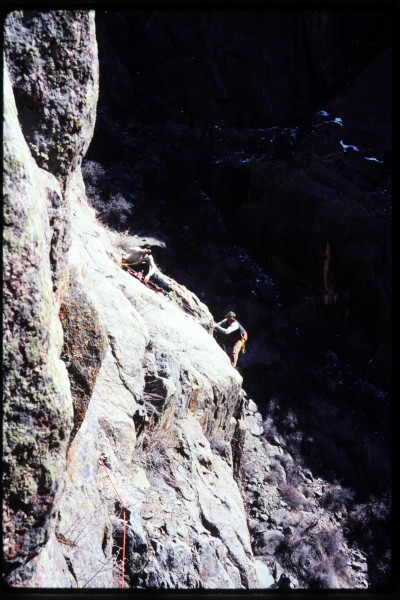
[
  {"x1": 89, "y1": 8, "x2": 391, "y2": 389},
  {"x1": 3, "y1": 9, "x2": 391, "y2": 591},
  {"x1": 54, "y1": 184, "x2": 262, "y2": 587},
  {"x1": 3, "y1": 10, "x2": 98, "y2": 183},
  {"x1": 3, "y1": 9, "x2": 99, "y2": 586},
  {"x1": 3, "y1": 61, "x2": 74, "y2": 585},
  {"x1": 81, "y1": 8, "x2": 391, "y2": 523},
  {"x1": 2, "y1": 10, "x2": 270, "y2": 589}
]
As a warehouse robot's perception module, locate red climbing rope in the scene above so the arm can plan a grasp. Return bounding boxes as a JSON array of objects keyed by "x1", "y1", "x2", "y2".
[
  {"x1": 118, "y1": 260, "x2": 199, "y2": 319},
  {"x1": 121, "y1": 263, "x2": 167, "y2": 295},
  {"x1": 98, "y1": 455, "x2": 126, "y2": 589}
]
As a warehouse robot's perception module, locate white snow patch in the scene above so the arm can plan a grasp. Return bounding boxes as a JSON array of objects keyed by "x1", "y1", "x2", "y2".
[
  {"x1": 365, "y1": 157, "x2": 383, "y2": 163},
  {"x1": 340, "y1": 140, "x2": 360, "y2": 152}
]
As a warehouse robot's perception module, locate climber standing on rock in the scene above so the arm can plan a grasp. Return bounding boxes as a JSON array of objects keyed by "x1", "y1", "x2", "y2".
[{"x1": 213, "y1": 311, "x2": 248, "y2": 369}]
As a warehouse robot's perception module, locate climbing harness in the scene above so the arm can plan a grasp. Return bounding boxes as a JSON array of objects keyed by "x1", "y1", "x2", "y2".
[
  {"x1": 239, "y1": 324, "x2": 248, "y2": 354},
  {"x1": 98, "y1": 455, "x2": 126, "y2": 589}
]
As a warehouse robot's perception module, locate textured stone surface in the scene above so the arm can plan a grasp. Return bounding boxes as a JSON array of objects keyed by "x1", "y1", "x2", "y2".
[
  {"x1": 3, "y1": 10, "x2": 99, "y2": 586},
  {"x1": 3, "y1": 72, "x2": 264, "y2": 582},
  {"x1": 59, "y1": 275, "x2": 108, "y2": 443},
  {"x1": 3, "y1": 60, "x2": 74, "y2": 584},
  {"x1": 3, "y1": 9, "x2": 389, "y2": 591},
  {"x1": 3, "y1": 10, "x2": 99, "y2": 181},
  {"x1": 53, "y1": 187, "x2": 261, "y2": 588}
]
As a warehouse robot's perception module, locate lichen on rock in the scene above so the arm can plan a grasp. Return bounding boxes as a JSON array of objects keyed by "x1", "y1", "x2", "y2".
[
  {"x1": 3, "y1": 10, "x2": 99, "y2": 182},
  {"x1": 3, "y1": 60, "x2": 74, "y2": 584}
]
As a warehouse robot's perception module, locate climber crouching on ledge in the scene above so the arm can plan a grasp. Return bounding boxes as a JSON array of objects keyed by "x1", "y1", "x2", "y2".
[
  {"x1": 122, "y1": 245, "x2": 172, "y2": 293},
  {"x1": 213, "y1": 310, "x2": 248, "y2": 369}
]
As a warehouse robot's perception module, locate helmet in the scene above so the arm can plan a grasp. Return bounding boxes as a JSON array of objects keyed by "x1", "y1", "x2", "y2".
[{"x1": 226, "y1": 311, "x2": 237, "y2": 319}]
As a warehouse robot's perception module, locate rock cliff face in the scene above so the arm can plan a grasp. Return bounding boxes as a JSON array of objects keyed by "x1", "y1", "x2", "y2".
[
  {"x1": 3, "y1": 10, "x2": 266, "y2": 589},
  {"x1": 91, "y1": 8, "x2": 392, "y2": 390},
  {"x1": 2, "y1": 9, "x2": 392, "y2": 591},
  {"x1": 4, "y1": 10, "x2": 98, "y2": 182},
  {"x1": 3, "y1": 10, "x2": 98, "y2": 586},
  {"x1": 87, "y1": 7, "x2": 392, "y2": 494}
]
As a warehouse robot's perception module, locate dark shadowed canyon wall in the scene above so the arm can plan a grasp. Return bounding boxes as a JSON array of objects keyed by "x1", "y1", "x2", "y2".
[
  {"x1": 3, "y1": 6, "x2": 394, "y2": 592},
  {"x1": 91, "y1": 9, "x2": 392, "y2": 390}
]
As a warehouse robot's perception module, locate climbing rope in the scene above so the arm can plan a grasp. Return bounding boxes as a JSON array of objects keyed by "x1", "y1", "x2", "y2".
[
  {"x1": 117, "y1": 259, "x2": 199, "y2": 319},
  {"x1": 120, "y1": 262, "x2": 166, "y2": 294},
  {"x1": 98, "y1": 455, "x2": 126, "y2": 589}
]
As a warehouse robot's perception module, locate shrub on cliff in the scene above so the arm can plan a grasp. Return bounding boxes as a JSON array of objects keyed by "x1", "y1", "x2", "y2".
[{"x1": 82, "y1": 159, "x2": 134, "y2": 229}]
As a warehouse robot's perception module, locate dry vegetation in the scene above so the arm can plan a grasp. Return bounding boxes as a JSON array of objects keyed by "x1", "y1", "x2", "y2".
[
  {"x1": 82, "y1": 160, "x2": 134, "y2": 230},
  {"x1": 135, "y1": 417, "x2": 179, "y2": 479}
]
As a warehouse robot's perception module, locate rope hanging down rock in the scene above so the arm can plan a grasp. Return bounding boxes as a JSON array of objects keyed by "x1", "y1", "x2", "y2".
[{"x1": 98, "y1": 455, "x2": 126, "y2": 589}]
